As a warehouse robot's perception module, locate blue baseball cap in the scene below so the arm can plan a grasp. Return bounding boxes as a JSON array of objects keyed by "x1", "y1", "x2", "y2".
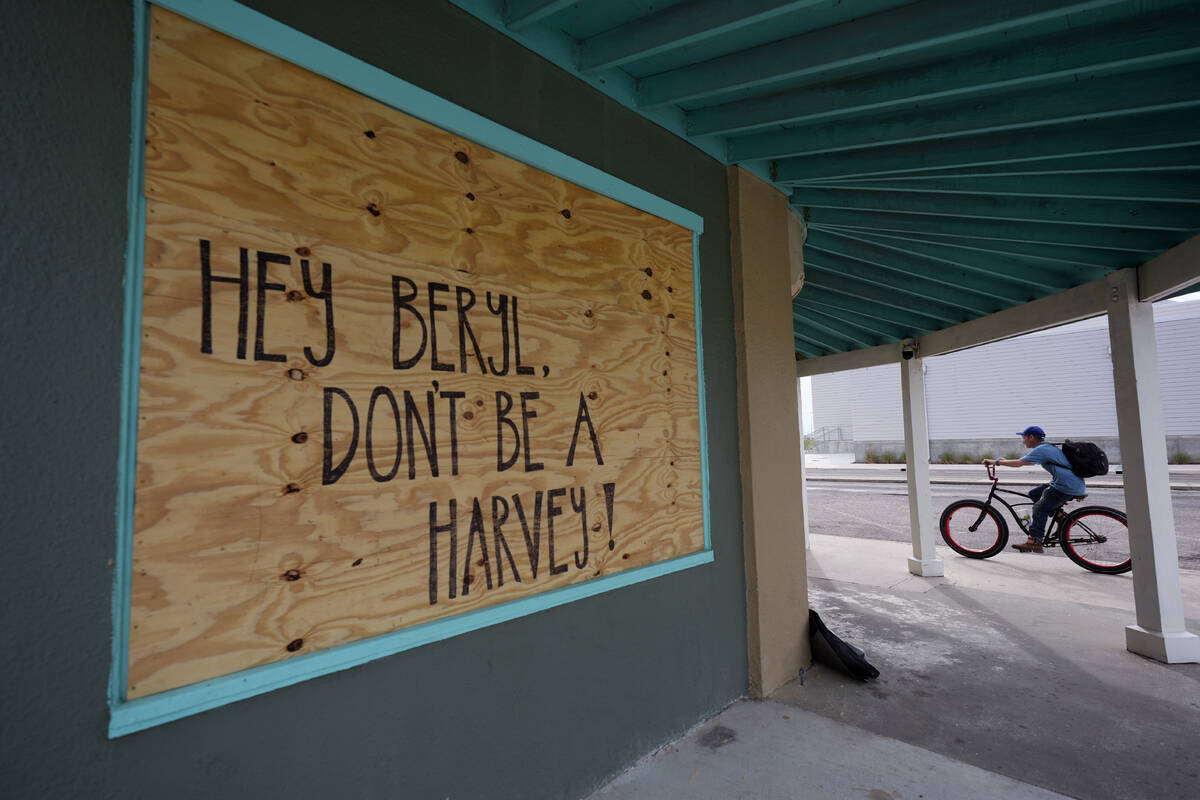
[{"x1": 1017, "y1": 425, "x2": 1045, "y2": 438}]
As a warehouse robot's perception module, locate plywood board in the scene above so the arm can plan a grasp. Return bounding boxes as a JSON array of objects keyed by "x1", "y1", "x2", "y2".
[{"x1": 128, "y1": 8, "x2": 704, "y2": 697}]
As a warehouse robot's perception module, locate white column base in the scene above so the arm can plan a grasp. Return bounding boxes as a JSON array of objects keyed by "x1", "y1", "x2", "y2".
[
  {"x1": 908, "y1": 557, "x2": 944, "y2": 577},
  {"x1": 1126, "y1": 625, "x2": 1200, "y2": 663}
]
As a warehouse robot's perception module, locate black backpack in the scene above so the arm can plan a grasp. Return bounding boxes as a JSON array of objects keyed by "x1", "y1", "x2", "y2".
[
  {"x1": 1060, "y1": 440, "x2": 1109, "y2": 478},
  {"x1": 809, "y1": 610, "x2": 879, "y2": 681}
]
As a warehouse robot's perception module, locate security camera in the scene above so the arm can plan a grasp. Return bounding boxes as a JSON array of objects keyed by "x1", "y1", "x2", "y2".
[{"x1": 901, "y1": 341, "x2": 918, "y2": 360}]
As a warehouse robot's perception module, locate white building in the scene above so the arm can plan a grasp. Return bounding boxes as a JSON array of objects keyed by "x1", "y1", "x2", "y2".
[{"x1": 809, "y1": 299, "x2": 1200, "y2": 463}]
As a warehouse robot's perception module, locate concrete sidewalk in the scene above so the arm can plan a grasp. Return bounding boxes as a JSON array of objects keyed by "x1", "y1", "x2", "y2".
[
  {"x1": 588, "y1": 699, "x2": 1069, "y2": 800},
  {"x1": 587, "y1": 535, "x2": 1200, "y2": 800}
]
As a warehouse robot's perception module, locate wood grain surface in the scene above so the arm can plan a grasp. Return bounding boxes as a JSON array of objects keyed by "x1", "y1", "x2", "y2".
[{"x1": 127, "y1": 8, "x2": 704, "y2": 698}]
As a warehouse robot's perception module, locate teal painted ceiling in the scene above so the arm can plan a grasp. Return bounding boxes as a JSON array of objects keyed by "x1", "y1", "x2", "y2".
[{"x1": 451, "y1": 0, "x2": 1200, "y2": 359}]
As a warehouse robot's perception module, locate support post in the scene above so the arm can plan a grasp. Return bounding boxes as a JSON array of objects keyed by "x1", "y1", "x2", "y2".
[
  {"x1": 901, "y1": 351, "x2": 943, "y2": 577},
  {"x1": 797, "y1": 378, "x2": 812, "y2": 550},
  {"x1": 728, "y1": 167, "x2": 811, "y2": 695},
  {"x1": 1107, "y1": 269, "x2": 1200, "y2": 663}
]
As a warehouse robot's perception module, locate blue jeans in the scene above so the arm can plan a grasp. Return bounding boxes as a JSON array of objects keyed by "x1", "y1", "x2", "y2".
[{"x1": 1026, "y1": 484, "x2": 1074, "y2": 543}]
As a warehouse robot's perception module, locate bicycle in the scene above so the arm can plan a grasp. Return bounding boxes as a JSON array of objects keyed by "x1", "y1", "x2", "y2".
[{"x1": 938, "y1": 463, "x2": 1131, "y2": 574}]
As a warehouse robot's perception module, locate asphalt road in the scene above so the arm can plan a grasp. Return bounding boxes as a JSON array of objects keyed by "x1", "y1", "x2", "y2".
[{"x1": 805, "y1": 482, "x2": 1200, "y2": 570}]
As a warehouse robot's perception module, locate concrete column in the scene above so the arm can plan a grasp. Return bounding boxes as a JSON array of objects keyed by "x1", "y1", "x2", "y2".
[
  {"x1": 728, "y1": 166, "x2": 810, "y2": 695},
  {"x1": 900, "y1": 353, "x2": 943, "y2": 577},
  {"x1": 796, "y1": 378, "x2": 812, "y2": 550},
  {"x1": 1106, "y1": 269, "x2": 1200, "y2": 663}
]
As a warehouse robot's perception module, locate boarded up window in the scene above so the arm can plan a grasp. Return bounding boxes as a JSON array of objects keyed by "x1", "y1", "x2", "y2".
[{"x1": 128, "y1": 7, "x2": 705, "y2": 699}]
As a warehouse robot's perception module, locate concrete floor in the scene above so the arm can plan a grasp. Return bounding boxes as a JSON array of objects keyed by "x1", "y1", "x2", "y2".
[{"x1": 587, "y1": 535, "x2": 1200, "y2": 800}]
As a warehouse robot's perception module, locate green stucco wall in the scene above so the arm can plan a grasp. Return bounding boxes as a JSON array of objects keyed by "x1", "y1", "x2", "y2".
[{"x1": 0, "y1": 1, "x2": 746, "y2": 798}]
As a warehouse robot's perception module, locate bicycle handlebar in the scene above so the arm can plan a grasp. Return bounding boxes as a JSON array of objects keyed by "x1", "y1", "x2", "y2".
[{"x1": 986, "y1": 462, "x2": 997, "y2": 481}]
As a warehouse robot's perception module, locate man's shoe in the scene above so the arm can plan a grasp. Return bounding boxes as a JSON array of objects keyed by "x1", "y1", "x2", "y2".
[{"x1": 1013, "y1": 540, "x2": 1044, "y2": 553}]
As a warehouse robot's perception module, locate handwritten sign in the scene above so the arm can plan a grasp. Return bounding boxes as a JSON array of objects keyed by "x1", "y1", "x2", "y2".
[{"x1": 127, "y1": 7, "x2": 704, "y2": 698}]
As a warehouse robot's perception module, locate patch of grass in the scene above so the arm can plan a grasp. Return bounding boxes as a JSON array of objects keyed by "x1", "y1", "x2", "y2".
[
  {"x1": 803, "y1": 436, "x2": 815, "y2": 451},
  {"x1": 1169, "y1": 451, "x2": 1194, "y2": 464},
  {"x1": 864, "y1": 448, "x2": 906, "y2": 464},
  {"x1": 1004, "y1": 451, "x2": 1021, "y2": 460},
  {"x1": 979, "y1": 451, "x2": 995, "y2": 462},
  {"x1": 937, "y1": 451, "x2": 956, "y2": 464}
]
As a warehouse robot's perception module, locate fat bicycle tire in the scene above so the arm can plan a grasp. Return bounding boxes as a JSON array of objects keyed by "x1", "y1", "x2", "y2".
[
  {"x1": 939, "y1": 500, "x2": 1008, "y2": 559},
  {"x1": 1059, "y1": 506, "x2": 1131, "y2": 574}
]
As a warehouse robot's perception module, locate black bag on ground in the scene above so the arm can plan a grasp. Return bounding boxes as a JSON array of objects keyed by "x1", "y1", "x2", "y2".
[
  {"x1": 809, "y1": 609, "x2": 879, "y2": 681},
  {"x1": 1061, "y1": 440, "x2": 1109, "y2": 478}
]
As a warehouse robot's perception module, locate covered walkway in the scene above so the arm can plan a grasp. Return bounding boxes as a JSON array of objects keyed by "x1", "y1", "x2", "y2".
[
  {"x1": 457, "y1": 0, "x2": 1200, "y2": 674},
  {"x1": 590, "y1": 532, "x2": 1200, "y2": 799}
]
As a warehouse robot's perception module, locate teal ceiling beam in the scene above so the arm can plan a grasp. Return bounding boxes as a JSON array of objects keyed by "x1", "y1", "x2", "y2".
[
  {"x1": 453, "y1": 0, "x2": 1200, "y2": 361},
  {"x1": 809, "y1": 228, "x2": 1075, "y2": 294},
  {"x1": 796, "y1": 333, "x2": 854, "y2": 355},
  {"x1": 793, "y1": 339, "x2": 829, "y2": 359},
  {"x1": 802, "y1": 146, "x2": 1200, "y2": 180},
  {"x1": 805, "y1": 208, "x2": 1187, "y2": 252},
  {"x1": 730, "y1": 62, "x2": 1200, "y2": 162},
  {"x1": 793, "y1": 299, "x2": 909, "y2": 342},
  {"x1": 577, "y1": 0, "x2": 828, "y2": 74},
  {"x1": 687, "y1": 3, "x2": 1200, "y2": 136},
  {"x1": 793, "y1": 285, "x2": 937, "y2": 335},
  {"x1": 504, "y1": 0, "x2": 576, "y2": 31},
  {"x1": 791, "y1": 186, "x2": 1200, "y2": 231},
  {"x1": 791, "y1": 307, "x2": 881, "y2": 350},
  {"x1": 793, "y1": 329, "x2": 840, "y2": 354},
  {"x1": 803, "y1": 229, "x2": 1035, "y2": 304},
  {"x1": 444, "y1": 0, "x2": 730, "y2": 165},
  {"x1": 793, "y1": 305, "x2": 893, "y2": 346},
  {"x1": 637, "y1": 0, "x2": 1127, "y2": 109},
  {"x1": 804, "y1": 249, "x2": 998, "y2": 316},
  {"x1": 790, "y1": 171, "x2": 1200, "y2": 203},
  {"x1": 821, "y1": 226, "x2": 1145, "y2": 273},
  {"x1": 804, "y1": 262, "x2": 968, "y2": 326},
  {"x1": 772, "y1": 106, "x2": 1200, "y2": 182}
]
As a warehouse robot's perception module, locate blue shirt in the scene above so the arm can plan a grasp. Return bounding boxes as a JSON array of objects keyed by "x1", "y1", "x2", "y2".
[{"x1": 1022, "y1": 443, "x2": 1087, "y2": 496}]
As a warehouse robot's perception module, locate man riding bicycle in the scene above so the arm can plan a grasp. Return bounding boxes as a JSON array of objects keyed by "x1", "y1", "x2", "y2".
[{"x1": 981, "y1": 425, "x2": 1086, "y2": 553}]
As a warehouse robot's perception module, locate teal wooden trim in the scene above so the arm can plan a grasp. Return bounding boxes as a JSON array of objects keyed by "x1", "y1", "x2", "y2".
[
  {"x1": 110, "y1": 0, "x2": 150, "y2": 717},
  {"x1": 111, "y1": 0, "x2": 713, "y2": 736},
  {"x1": 443, "y1": 0, "x2": 728, "y2": 167},
  {"x1": 153, "y1": 0, "x2": 703, "y2": 233},
  {"x1": 637, "y1": 0, "x2": 1129, "y2": 109},
  {"x1": 109, "y1": 549, "x2": 715, "y2": 737},
  {"x1": 773, "y1": 106, "x2": 1200, "y2": 183},
  {"x1": 692, "y1": 231, "x2": 712, "y2": 551}
]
